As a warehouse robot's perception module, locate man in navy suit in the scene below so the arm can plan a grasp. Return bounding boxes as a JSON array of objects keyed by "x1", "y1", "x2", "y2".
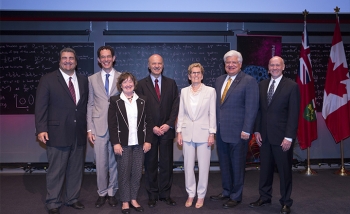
[
  {"x1": 35, "y1": 48, "x2": 88, "y2": 214},
  {"x1": 249, "y1": 56, "x2": 300, "y2": 214},
  {"x1": 135, "y1": 54, "x2": 179, "y2": 208},
  {"x1": 210, "y1": 50, "x2": 259, "y2": 209}
]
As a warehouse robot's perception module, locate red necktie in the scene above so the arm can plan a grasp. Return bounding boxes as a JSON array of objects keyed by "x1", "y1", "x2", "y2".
[
  {"x1": 69, "y1": 77, "x2": 76, "y2": 105},
  {"x1": 155, "y1": 79, "x2": 160, "y2": 101}
]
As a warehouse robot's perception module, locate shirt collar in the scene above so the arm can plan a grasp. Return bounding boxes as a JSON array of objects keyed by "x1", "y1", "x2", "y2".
[
  {"x1": 150, "y1": 74, "x2": 162, "y2": 83},
  {"x1": 101, "y1": 69, "x2": 115, "y2": 77},
  {"x1": 59, "y1": 69, "x2": 77, "y2": 81}
]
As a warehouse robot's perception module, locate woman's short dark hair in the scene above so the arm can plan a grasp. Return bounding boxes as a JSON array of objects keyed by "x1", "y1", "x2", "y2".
[{"x1": 117, "y1": 72, "x2": 137, "y2": 92}]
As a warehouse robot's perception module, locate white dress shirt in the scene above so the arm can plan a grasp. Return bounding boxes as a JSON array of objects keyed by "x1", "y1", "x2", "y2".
[
  {"x1": 60, "y1": 69, "x2": 80, "y2": 104},
  {"x1": 120, "y1": 92, "x2": 139, "y2": 146}
]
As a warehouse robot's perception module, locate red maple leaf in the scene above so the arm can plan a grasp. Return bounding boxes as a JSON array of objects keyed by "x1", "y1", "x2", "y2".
[{"x1": 325, "y1": 59, "x2": 349, "y2": 97}]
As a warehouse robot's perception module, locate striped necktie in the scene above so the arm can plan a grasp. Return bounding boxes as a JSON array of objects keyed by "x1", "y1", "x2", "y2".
[{"x1": 221, "y1": 78, "x2": 232, "y2": 104}]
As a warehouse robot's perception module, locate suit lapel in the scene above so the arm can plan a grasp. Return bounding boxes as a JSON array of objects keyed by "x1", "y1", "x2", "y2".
[
  {"x1": 96, "y1": 71, "x2": 107, "y2": 97},
  {"x1": 136, "y1": 98, "x2": 145, "y2": 129},
  {"x1": 269, "y1": 77, "x2": 286, "y2": 106},
  {"x1": 216, "y1": 75, "x2": 226, "y2": 105},
  {"x1": 116, "y1": 98, "x2": 129, "y2": 128},
  {"x1": 184, "y1": 87, "x2": 194, "y2": 120},
  {"x1": 192, "y1": 85, "x2": 205, "y2": 120},
  {"x1": 76, "y1": 73, "x2": 86, "y2": 106},
  {"x1": 261, "y1": 79, "x2": 269, "y2": 108},
  {"x1": 110, "y1": 70, "x2": 120, "y2": 96},
  {"x1": 221, "y1": 72, "x2": 243, "y2": 105}
]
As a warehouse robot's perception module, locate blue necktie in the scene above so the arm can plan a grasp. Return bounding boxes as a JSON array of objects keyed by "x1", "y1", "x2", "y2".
[{"x1": 105, "y1": 74, "x2": 110, "y2": 96}]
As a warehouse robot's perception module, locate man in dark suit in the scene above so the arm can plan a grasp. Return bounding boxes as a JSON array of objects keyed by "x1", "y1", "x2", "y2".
[
  {"x1": 210, "y1": 50, "x2": 259, "y2": 209},
  {"x1": 35, "y1": 48, "x2": 88, "y2": 214},
  {"x1": 249, "y1": 56, "x2": 300, "y2": 214},
  {"x1": 135, "y1": 54, "x2": 179, "y2": 208}
]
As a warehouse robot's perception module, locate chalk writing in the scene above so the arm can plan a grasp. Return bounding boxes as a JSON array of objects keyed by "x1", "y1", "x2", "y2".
[{"x1": 0, "y1": 43, "x2": 94, "y2": 114}]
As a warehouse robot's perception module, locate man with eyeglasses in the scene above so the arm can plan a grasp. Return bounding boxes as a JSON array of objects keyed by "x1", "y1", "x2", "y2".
[
  {"x1": 210, "y1": 50, "x2": 259, "y2": 209},
  {"x1": 87, "y1": 45, "x2": 121, "y2": 208}
]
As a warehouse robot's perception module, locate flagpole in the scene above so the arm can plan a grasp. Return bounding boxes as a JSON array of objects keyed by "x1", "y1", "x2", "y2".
[
  {"x1": 330, "y1": 6, "x2": 350, "y2": 176},
  {"x1": 301, "y1": 147, "x2": 317, "y2": 175},
  {"x1": 299, "y1": 9, "x2": 317, "y2": 176},
  {"x1": 335, "y1": 141, "x2": 350, "y2": 176}
]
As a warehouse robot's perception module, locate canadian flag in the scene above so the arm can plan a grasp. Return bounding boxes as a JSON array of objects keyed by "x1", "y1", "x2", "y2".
[{"x1": 322, "y1": 17, "x2": 350, "y2": 143}]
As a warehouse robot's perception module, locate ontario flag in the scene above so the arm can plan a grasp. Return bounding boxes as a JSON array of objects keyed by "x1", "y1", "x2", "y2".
[
  {"x1": 296, "y1": 21, "x2": 318, "y2": 150},
  {"x1": 322, "y1": 17, "x2": 350, "y2": 143}
]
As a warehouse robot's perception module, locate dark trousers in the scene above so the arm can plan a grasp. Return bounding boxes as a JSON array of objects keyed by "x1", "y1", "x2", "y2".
[
  {"x1": 216, "y1": 129, "x2": 248, "y2": 202},
  {"x1": 144, "y1": 137, "x2": 174, "y2": 199},
  {"x1": 259, "y1": 137, "x2": 294, "y2": 207},
  {"x1": 45, "y1": 142, "x2": 85, "y2": 209},
  {"x1": 116, "y1": 145, "x2": 144, "y2": 202}
]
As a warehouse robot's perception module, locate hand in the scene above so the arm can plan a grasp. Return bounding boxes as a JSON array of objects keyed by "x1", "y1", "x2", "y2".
[
  {"x1": 280, "y1": 138, "x2": 292, "y2": 151},
  {"x1": 208, "y1": 134, "x2": 215, "y2": 147},
  {"x1": 177, "y1": 133, "x2": 183, "y2": 146},
  {"x1": 143, "y1": 142, "x2": 151, "y2": 153},
  {"x1": 241, "y1": 131, "x2": 250, "y2": 141},
  {"x1": 153, "y1": 126, "x2": 165, "y2": 136},
  {"x1": 255, "y1": 132, "x2": 262, "y2": 147},
  {"x1": 160, "y1": 124, "x2": 170, "y2": 133},
  {"x1": 113, "y1": 144, "x2": 123, "y2": 155},
  {"x1": 87, "y1": 132, "x2": 95, "y2": 144},
  {"x1": 38, "y1": 132, "x2": 49, "y2": 144}
]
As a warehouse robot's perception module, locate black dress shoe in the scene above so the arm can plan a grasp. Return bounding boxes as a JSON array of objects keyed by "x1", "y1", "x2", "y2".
[
  {"x1": 108, "y1": 195, "x2": 118, "y2": 207},
  {"x1": 249, "y1": 198, "x2": 271, "y2": 207},
  {"x1": 68, "y1": 201, "x2": 85, "y2": 210},
  {"x1": 210, "y1": 193, "x2": 230, "y2": 201},
  {"x1": 223, "y1": 199, "x2": 241, "y2": 209},
  {"x1": 130, "y1": 203, "x2": 144, "y2": 212},
  {"x1": 95, "y1": 196, "x2": 107, "y2": 208},
  {"x1": 121, "y1": 208, "x2": 131, "y2": 214},
  {"x1": 280, "y1": 205, "x2": 291, "y2": 214},
  {"x1": 148, "y1": 199, "x2": 157, "y2": 208},
  {"x1": 159, "y1": 197, "x2": 176, "y2": 206},
  {"x1": 48, "y1": 208, "x2": 60, "y2": 214}
]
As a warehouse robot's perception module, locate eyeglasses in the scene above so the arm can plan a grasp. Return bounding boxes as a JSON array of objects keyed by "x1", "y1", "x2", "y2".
[
  {"x1": 190, "y1": 71, "x2": 202, "y2": 76},
  {"x1": 225, "y1": 61, "x2": 240, "y2": 65}
]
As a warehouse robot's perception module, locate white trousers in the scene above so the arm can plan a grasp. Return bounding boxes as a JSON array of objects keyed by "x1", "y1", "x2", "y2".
[{"x1": 183, "y1": 141, "x2": 211, "y2": 198}]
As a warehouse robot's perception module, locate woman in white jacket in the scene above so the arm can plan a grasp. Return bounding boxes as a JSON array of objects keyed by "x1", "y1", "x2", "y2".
[{"x1": 177, "y1": 63, "x2": 216, "y2": 209}]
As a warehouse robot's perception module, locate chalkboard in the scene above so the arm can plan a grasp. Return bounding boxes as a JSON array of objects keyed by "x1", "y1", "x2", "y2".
[
  {"x1": 282, "y1": 43, "x2": 350, "y2": 112},
  {"x1": 0, "y1": 43, "x2": 95, "y2": 115},
  {"x1": 106, "y1": 43, "x2": 230, "y2": 90}
]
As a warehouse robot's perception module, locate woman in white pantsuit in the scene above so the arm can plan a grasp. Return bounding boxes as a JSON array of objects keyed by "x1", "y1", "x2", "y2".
[{"x1": 177, "y1": 63, "x2": 216, "y2": 209}]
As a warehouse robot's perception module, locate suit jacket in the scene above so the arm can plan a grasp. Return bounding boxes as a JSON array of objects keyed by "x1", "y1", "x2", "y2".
[
  {"x1": 176, "y1": 85, "x2": 216, "y2": 143},
  {"x1": 254, "y1": 76, "x2": 300, "y2": 145},
  {"x1": 35, "y1": 70, "x2": 88, "y2": 147},
  {"x1": 215, "y1": 71, "x2": 259, "y2": 143},
  {"x1": 108, "y1": 94, "x2": 153, "y2": 146},
  {"x1": 87, "y1": 70, "x2": 121, "y2": 137},
  {"x1": 135, "y1": 75, "x2": 179, "y2": 140}
]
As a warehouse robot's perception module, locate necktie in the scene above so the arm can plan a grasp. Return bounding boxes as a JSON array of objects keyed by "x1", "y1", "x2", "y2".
[
  {"x1": 105, "y1": 73, "x2": 110, "y2": 96},
  {"x1": 267, "y1": 80, "x2": 275, "y2": 105},
  {"x1": 68, "y1": 77, "x2": 76, "y2": 105},
  {"x1": 155, "y1": 79, "x2": 160, "y2": 101},
  {"x1": 221, "y1": 78, "x2": 232, "y2": 104}
]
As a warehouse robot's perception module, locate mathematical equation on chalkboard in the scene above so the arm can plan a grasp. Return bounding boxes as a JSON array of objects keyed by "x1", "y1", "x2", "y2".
[
  {"x1": 0, "y1": 43, "x2": 94, "y2": 114},
  {"x1": 282, "y1": 43, "x2": 350, "y2": 112},
  {"x1": 106, "y1": 43, "x2": 230, "y2": 90}
]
